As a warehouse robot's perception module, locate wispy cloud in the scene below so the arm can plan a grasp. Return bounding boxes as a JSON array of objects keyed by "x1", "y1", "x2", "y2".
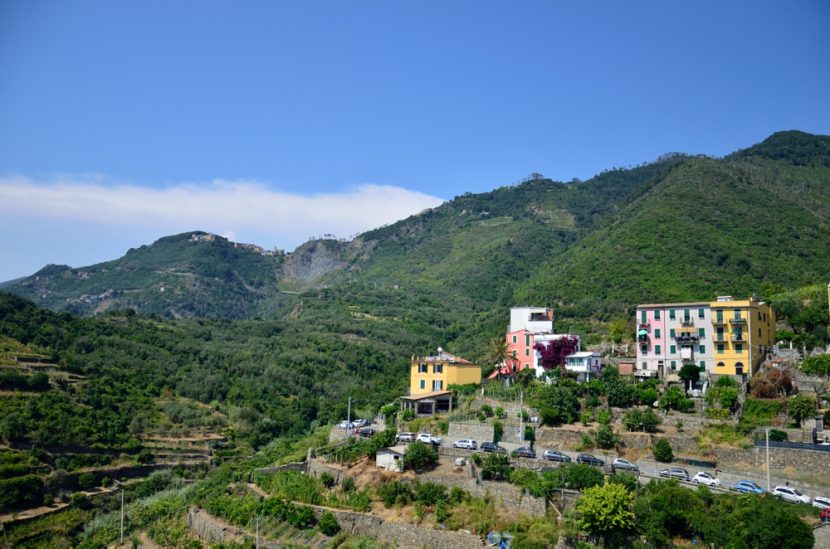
[{"x1": 0, "y1": 175, "x2": 445, "y2": 248}]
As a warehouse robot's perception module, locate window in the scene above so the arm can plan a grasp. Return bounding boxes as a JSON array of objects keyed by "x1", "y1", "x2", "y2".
[
  {"x1": 512, "y1": 335, "x2": 517, "y2": 343},
  {"x1": 432, "y1": 380, "x2": 443, "y2": 391},
  {"x1": 717, "y1": 344, "x2": 724, "y2": 354},
  {"x1": 669, "y1": 328, "x2": 675, "y2": 339},
  {"x1": 654, "y1": 310, "x2": 661, "y2": 320},
  {"x1": 641, "y1": 310, "x2": 647, "y2": 323},
  {"x1": 525, "y1": 334, "x2": 531, "y2": 346},
  {"x1": 716, "y1": 310, "x2": 723, "y2": 322},
  {"x1": 735, "y1": 344, "x2": 743, "y2": 353},
  {"x1": 654, "y1": 328, "x2": 661, "y2": 338},
  {"x1": 699, "y1": 361, "x2": 705, "y2": 371},
  {"x1": 683, "y1": 308, "x2": 690, "y2": 320},
  {"x1": 669, "y1": 309, "x2": 676, "y2": 319},
  {"x1": 433, "y1": 363, "x2": 443, "y2": 374},
  {"x1": 698, "y1": 308, "x2": 705, "y2": 318},
  {"x1": 733, "y1": 309, "x2": 742, "y2": 320},
  {"x1": 699, "y1": 345, "x2": 705, "y2": 354},
  {"x1": 641, "y1": 362, "x2": 647, "y2": 369},
  {"x1": 525, "y1": 348, "x2": 530, "y2": 356},
  {"x1": 640, "y1": 345, "x2": 647, "y2": 355},
  {"x1": 671, "y1": 360, "x2": 676, "y2": 370},
  {"x1": 654, "y1": 345, "x2": 661, "y2": 354},
  {"x1": 512, "y1": 350, "x2": 517, "y2": 358},
  {"x1": 420, "y1": 379, "x2": 425, "y2": 389},
  {"x1": 670, "y1": 345, "x2": 676, "y2": 354},
  {"x1": 418, "y1": 363, "x2": 427, "y2": 373},
  {"x1": 758, "y1": 328, "x2": 762, "y2": 337},
  {"x1": 717, "y1": 362, "x2": 725, "y2": 368},
  {"x1": 698, "y1": 328, "x2": 705, "y2": 338}
]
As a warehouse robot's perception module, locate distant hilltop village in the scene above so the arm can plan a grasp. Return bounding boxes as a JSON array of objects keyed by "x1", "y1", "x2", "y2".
[{"x1": 189, "y1": 232, "x2": 275, "y2": 256}]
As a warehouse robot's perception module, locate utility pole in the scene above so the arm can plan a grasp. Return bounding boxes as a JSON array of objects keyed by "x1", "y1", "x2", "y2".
[
  {"x1": 519, "y1": 390, "x2": 524, "y2": 443},
  {"x1": 347, "y1": 396, "x2": 352, "y2": 437},
  {"x1": 256, "y1": 515, "x2": 260, "y2": 549},
  {"x1": 120, "y1": 486, "x2": 125, "y2": 544},
  {"x1": 766, "y1": 427, "x2": 771, "y2": 491}
]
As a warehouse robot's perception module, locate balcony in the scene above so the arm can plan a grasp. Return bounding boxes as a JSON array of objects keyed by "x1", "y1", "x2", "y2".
[
  {"x1": 731, "y1": 333, "x2": 746, "y2": 342},
  {"x1": 730, "y1": 317, "x2": 746, "y2": 325},
  {"x1": 675, "y1": 334, "x2": 699, "y2": 345},
  {"x1": 712, "y1": 317, "x2": 726, "y2": 326},
  {"x1": 713, "y1": 334, "x2": 726, "y2": 343},
  {"x1": 638, "y1": 323, "x2": 650, "y2": 331},
  {"x1": 680, "y1": 319, "x2": 694, "y2": 327}
]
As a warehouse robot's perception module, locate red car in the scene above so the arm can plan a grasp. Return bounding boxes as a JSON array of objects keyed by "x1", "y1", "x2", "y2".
[{"x1": 821, "y1": 508, "x2": 830, "y2": 523}]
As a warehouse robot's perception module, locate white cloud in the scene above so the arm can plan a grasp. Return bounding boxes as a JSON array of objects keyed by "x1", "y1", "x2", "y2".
[{"x1": 0, "y1": 175, "x2": 445, "y2": 249}]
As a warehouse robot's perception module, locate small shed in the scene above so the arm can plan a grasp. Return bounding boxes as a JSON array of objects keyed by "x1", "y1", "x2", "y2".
[{"x1": 376, "y1": 445, "x2": 407, "y2": 472}]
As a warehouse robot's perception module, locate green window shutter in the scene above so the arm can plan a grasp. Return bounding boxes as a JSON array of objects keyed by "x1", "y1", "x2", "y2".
[
  {"x1": 698, "y1": 328, "x2": 705, "y2": 338},
  {"x1": 655, "y1": 345, "x2": 661, "y2": 354},
  {"x1": 526, "y1": 334, "x2": 530, "y2": 346},
  {"x1": 736, "y1": 344, "x2": 743, "y2": 353},
  {"x1": 699, "y1": 361, "x2": 705, "y2": 370},
  {"x1": 717, "y1": 344, "x2": 724, "y2": 354},
  {"x1": 512, "y1": 335, "x2": 517, "y2": 343},
  {"x1": 669, "y1": 309, "x2": 676, "y2": 319},
  {"x1": 670, "y1": 345, "x2": 676, "y2": 354},
  {"x1": 420, "y1": 379, "x2": 425, "y2": 389},
  {"x1": 671, "y1": 361, "x2": 676, "y2": 370},
  {"x1": 669, "y1": 328, "x2": 675, "y2": 338},
  {"x1": 654, "y1": 328, "x2": 661, "y2": 338},
  {"x1": 654, "y1": 310, "x2": 661, "y2": 320},
  {"x1": 698, "y1": 308, "x2": 705, "y2": 318},
  {"x1": 525, "y1": 348, "x2": 530, "y2": 356},
  {"x1": 641, "y1": 310, "x2": 647, "y2": 323},
  {"x1": 699, "y1": 345, "x2": 705, "y2": 354}
]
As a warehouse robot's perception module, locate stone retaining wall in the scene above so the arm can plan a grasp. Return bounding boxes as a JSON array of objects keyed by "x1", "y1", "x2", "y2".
[
  {"x1": 447, "y1": 422, "x2": 494, "y2": 444},
  {"x1": 255, "y1": 461, "x2": 308, "y2": 475}
]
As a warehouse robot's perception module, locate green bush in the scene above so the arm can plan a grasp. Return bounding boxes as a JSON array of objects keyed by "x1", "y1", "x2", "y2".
[
  {"x1": 78, "y1": 472, "x2": 97, "y2": 491},
  {"x1": 288, "y1": 505, "x2": 315, "y2": 529},
  {"x1": 595, "y1": 424, "x2": 620, "y2": 449},
  {"x1": 378, "y1": 481, "x2": 413, "y2": 507},
  {"x1": 319, "y1": 511, "x2": 340, "y2": 536},
  {"x1": 768, "y1": 429, "x2": 788, "y2": 442},
  {"x1": 480, "y1": 452, "x2": 512, "y2": 481},
  {"x1": 341, "y1": 476, "x2": 355, "y2": 493},
  {"x1": 402, "y1": 442, "x2": 438, "y2": 472},
  {"x1": 319, "y1": 472, "x2": 335, "y2": 488},
  {"x1": 653, "y1": 438, "x2": 673, "y2": 462},
  {"x1": 414, "y1": 482, "x2": 448, "y2": 505},
  {"x1": 493, "y1": 420, "x2": 503, "y2": 443},
  {"x1": 800, "y1": 354, "x2": 830, "y2": 376},
  {"x1": 480, "y1": 404, "x2": 493, "y2": 417},
  {"x1": 596, "y1": 408, "x2": 612, "y2": 425}
]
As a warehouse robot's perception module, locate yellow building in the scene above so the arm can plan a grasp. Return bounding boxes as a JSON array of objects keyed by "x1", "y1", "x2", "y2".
[
  {"x1": 409, "y1": 347, "x2": 481, "y2": 395},
  {"x1": 710, "y1": 296, "x2": 775, "y2": 376}
]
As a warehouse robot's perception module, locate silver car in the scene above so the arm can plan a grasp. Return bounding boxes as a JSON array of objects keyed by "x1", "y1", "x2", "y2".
[{"x1": 772, "y1": 486, "x2": 810, "y2": 504}]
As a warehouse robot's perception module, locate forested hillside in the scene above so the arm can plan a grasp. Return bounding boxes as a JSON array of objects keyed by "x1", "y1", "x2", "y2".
[{"x1": 4, "y1": 131, "x2": 830, "y2": 344}]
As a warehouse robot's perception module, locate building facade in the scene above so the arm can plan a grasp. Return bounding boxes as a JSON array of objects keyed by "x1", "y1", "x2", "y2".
[
  {"x1": 505, "y1": 306, "x2": 579, "y2": 377},
  {"x1": 564, "y1": 351, "x2": 602, "y2": 382},
  {"x1": 409, "y1": 348, "x2": 481, "y2": 395},
  {"x1": 709, "y1": 296, "x2": 775, "y2": 376},
  {"x1": 636, "y1": 296, "x2": 773, "y2": 379}
]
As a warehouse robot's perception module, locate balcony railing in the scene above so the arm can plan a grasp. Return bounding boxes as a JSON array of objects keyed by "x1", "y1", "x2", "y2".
[
  {"x1": 712, "y1": 317, "x2": 726, "y2": 325},
  {"x1": 713, "y1": 334, "x2": 726, "y2": 342},
  {"x1": 675, "y1": 334, "x2": 699, "y2": 344},
  {"x1": 731, "y1": 334, "x2": 746, "y2": 342},
  {"x1": 730, "y1": 317, "x2": 746, "y2": 325},
  {"x1": 638, "y1": 323, "x2": 650, "y2": 331},
  {"x1": 680, "y1": 319, "x2": 694, "y2": 327}
]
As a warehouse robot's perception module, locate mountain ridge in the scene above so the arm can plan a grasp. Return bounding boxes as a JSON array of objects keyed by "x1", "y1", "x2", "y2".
[{"x1": 5, "y1": 131, "x2": 830, "y2": 326}]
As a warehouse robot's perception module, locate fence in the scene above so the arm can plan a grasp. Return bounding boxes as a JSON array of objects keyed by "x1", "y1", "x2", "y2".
[{"x1": 754, "y1": 440, "x2": 830, "y2": 453}]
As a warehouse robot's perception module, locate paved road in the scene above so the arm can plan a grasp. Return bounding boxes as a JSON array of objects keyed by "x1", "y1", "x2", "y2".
[{"x1": 438, "y1": 437, "x2": 830, "y2": 502}]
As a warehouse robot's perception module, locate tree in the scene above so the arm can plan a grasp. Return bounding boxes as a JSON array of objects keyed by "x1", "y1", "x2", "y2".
[
  {"x1": 608, "y1": 318, "x2": 630, "y2": 344},
  {"x1": 652, "y1": 438, "x2": 673, "y2": 462},
  {"x1": 678, "y1": 363, "x2": 700, "y2": 391},
  {"x1": 801, "y1": 354, "x2": 830, "y2": 376},
  {"x1": 535, "y1": 336, "x2": 580, "y2": 372},
  {"x1": 575, "y1": 482, "x2": 635, "y2": 541},
  {"x1": 483, "y1": 335, "x2": 511, "y2": 374},
  {"x1": 480, "y1": 452, "x2": 512, "y2": 481},
  {"x1": 659, "y1": 386, "x2": 694, "y2": 413},
  {"x1": 402, "y1": 442, "x2": 438, "y2": 471},
  {"x1": 787, "y1": 394, "x2": 816, "y2": 427},
  {"x1": 78, "y1": 472, "x2": 97, "y2": 491}
]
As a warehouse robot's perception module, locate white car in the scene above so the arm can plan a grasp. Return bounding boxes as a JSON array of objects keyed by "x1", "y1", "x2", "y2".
[
  {"x1": 417, "y1": 433, "x2": 442, "y2": 445},
  {"x1": 692, "y1": 472, "x2": 721, "y2": 487},
  {"x1": 452, "y1": 439, "x2": 477, "y2": 450},
  {"x1": 812, "y1": 496, "x2": 830, "y2": 510},
  {"x1": 772, "y1": 486, "x2": 810, "y2": 504},
  {"x1": 396, "y1": 432, "x2": 416, "y2": 443},
  {"x1": 338, "y1": 420, "x2": 354, "y2": 430}
]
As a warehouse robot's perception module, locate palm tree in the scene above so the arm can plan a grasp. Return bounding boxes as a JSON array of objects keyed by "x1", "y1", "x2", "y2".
[{"x1": 483, "y1": 335, "x2": 515, "y2": 385}]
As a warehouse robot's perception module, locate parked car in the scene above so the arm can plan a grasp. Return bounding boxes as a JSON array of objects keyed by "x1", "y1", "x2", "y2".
[
  {"x1": 353, "y1": 419, "x2": 369, "y2": 428},
  {"x1": 772, "y1": 486, "x2": 810, "y2": 504},
  {"x1": 338, "y1": 420, "x2": 355, "y2": 430},
  {"x1": 452, "y1": 439, "x2": 477, "y2": 450},
  {"x1": 514, "y1": 446, "x2": 536, "y2": 458},
  {"x1": 821, "y1": 508, "x2": 830, "y2": 523},
  {"x1": 397, "y1": 432, "x2": 416, "y2": 443},
  {"x1": 734, "y1": 480, "x2": 765, "y2": 494},
  {"x1": 416, "y1": 433, "x2": 442, "y2": 445},
  {"x1": 611, "y1": 458, "x2": 638, "y2": 472},
  {"x1": 692, "y1": 472, "x2": 721, "y2": 487},
  {"x1": 812, "y1": 496, "x2": 830, "y2": 510},
  {"x1": 481, "y1": 442, "x2": 507, "y2": 453},
  {"x1": 543, "y1": 449, "x2": 572, "y2": 463},
  {"x1": 357, "y1": 427, "x2": 375, "y2": 438},
  {"x1": 576, "y1": 454, "x2": 604, "y2": 467},
  {"x1": 659, "y1": 467, "x2": 690, "y2": 481}
]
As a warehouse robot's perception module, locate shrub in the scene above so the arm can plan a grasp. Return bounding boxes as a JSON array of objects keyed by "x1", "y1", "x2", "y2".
[
  {"x1": 581, "y1": 410, "x2": 594, "y2": 426},
  {"x1": 787, "y1": 394, "x2": 816, "y2": 427},
  {"x1": 595, "y1": 424, "x2": 620, "y2": 449},
  {"x1": 378, "y1": 481, "x2": 412, "y2": 507},
  {"x1": 480, "y1": 404, "x2": 493, "y2": 417},
  {"x1": 402, "y1": 442, "x2": 438, "y2": 472},
  {"x1": 596, "y1": 408, "x2": 612, "y2": 426},
  {"x1": 471, "y1": 453, "x2": 483, "y2": 466},
  {"x1": 556, "y1": 464, "x2": 604, "y2": 490},
  {"x1": 768, "y1": 429, "x2": 788, "y2": 442},
  {"x1": 341, "y1": 476, "x2": 355, "y2": 493},
  {"x1": 288, "y1": 506, "x2": 316, "y2": 529},
  {"x1": 653, "y1": 438, "x2": 673, "y2": 462},
  {"x1": 319, "y1": 472, "x2": 335, "y2": 489},
  {"x1": 434, "y1": 501, "x2": 450, "y2": 523},
  {"x1": 480, "y1": 452, "x2": 512, "y2": 481},
  {"x1": 319, "y1": 511, "x2": 340, "y2": 536},
  {"x1": 576, "y1": 432, "x2": 595, "y2": 451},
  {"x1": 494, "y1": 406, "x2": 505, "y2": 419},
  {"x1": 637, "y1": 386, "x2": 659, "y2": 406},
  {"x1": 70, "y1": 492, "x2": 91, "y2": 509},
  {"x1": 493, "y1": 420, "x2": 503, "y2": 443},
  {"x1": 401, "y1": 409, "x2": 415, "y2": 421},
  {"x1": 801, "y1": 355, "x2": 830, "y2": 376},
  {"x1": 524, "y1": 425, "x2": 535, "y2": 443},
  {"x1": 414, "y1": 482, "x2": 448, "y2": 506},
  {"x1": 78, "y1": 472, "x2": 97, "y2": 491}
]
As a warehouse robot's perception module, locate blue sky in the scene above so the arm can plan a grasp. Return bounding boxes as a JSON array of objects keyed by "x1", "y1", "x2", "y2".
[{"x1": 1, "y1": 1, "x2": 829, "y2": 281}]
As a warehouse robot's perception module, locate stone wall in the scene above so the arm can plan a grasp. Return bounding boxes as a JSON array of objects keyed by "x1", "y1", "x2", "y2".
[
  {"x1": 187, "y1": 507, "x2": 253, "y2": 545},
  {"x1": 308, "y1": 458, "x2": 345, "y2": 485},
  {"x1": 255, "y1": 461, "x2": 308, "y2": 475},
  {"x1": 447, "y1": 422, "x2": 494, "y2": 444}
]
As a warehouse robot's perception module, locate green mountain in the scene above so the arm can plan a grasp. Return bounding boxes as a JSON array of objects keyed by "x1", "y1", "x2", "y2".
[{"x1": 5, "y1": 131, "x2": 830, "y2": 344}]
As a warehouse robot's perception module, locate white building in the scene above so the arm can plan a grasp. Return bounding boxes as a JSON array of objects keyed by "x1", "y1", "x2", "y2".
[
  {"x1": 564, "y1": 351, "x2": 602, "y2": 382},
  {"x1": 505, "y1": 307, "x2": 580, "y2": 378},
  {"x1": 375, "y1": 445, "x2": 406, "y2": 472}
]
